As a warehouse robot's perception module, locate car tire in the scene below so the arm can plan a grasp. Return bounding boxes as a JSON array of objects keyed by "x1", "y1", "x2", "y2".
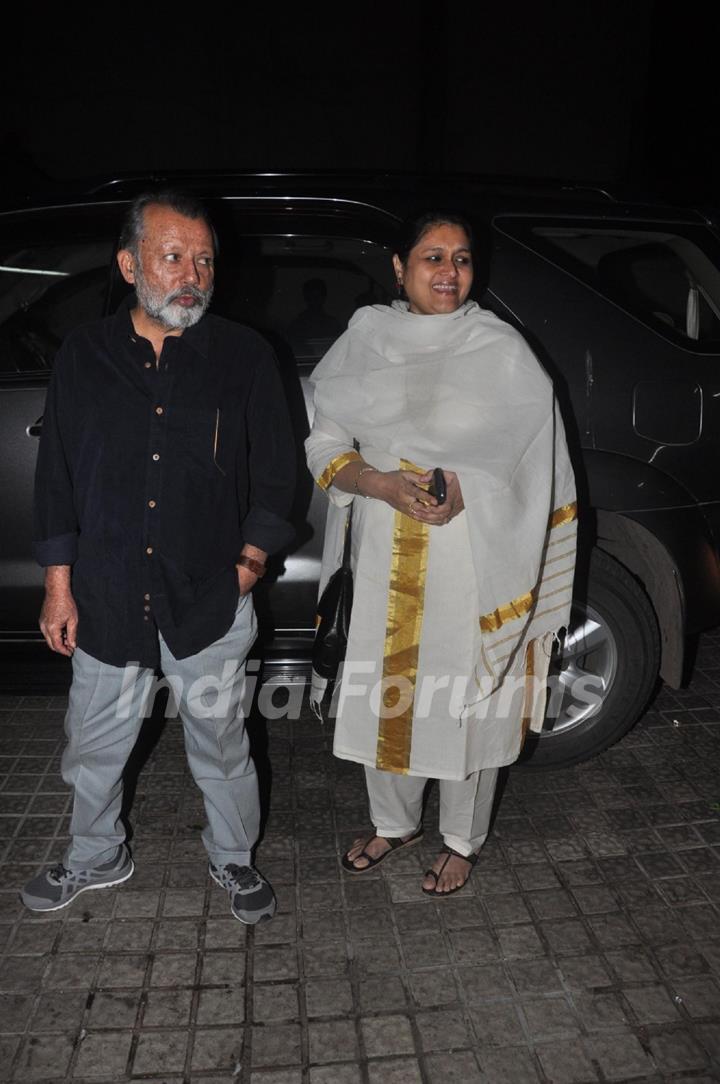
[{"x1": 519, "y1": 547, "x2": 660, "y2": 769}]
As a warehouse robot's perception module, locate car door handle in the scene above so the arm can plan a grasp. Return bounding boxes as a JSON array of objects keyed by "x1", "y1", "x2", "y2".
[{"x1": 26, "y1": 415, "x2": 43, "y2": 438}]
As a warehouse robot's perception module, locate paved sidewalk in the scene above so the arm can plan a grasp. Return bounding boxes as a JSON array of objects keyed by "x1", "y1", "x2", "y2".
[{"x1": 0, "y1": 635, "x2": 719, "y2": 1083}]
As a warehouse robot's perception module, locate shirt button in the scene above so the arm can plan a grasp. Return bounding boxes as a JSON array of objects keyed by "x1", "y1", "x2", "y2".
[
  {"x1": 155, "y1": 406, "x2": 164, "y2": 416},
  {"x1": 143, "y1": 615, "x2": 149, "y2": 622},
  {"x1": 146, "y1": 546, "x2": 153, "y2": 555},
  {"x1": 144, "y1": 604, "x2": 151, "y2": 613},
  {"x1": 152, "y1": 453, "x2": 160, "y2": 461},
  {"x1": 144, "y1": 361, "x2": 152, "y2": 369},
  {"x1": 148, "y1": 500, "x2": 156, "y2": 509},
  {"x1": 144, "y1": 593, "x2": 150, "y2": 601}
]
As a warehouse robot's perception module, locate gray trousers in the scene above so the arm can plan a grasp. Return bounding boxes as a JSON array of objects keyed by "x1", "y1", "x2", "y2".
[
  {"x1": 62, "y1": 596, "x2": 258, "y2": 870},
  {"x1": 364, "y1": 765, "x2": 499, "y2": 857}
]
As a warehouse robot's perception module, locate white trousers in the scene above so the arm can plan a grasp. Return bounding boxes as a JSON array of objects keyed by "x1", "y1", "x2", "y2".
[{"x1": 364, "y1": 765, "x2": 499, "y2": 857}]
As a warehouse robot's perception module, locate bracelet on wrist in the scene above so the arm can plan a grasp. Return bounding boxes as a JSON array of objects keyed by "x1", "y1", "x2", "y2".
[
  {"x1": 355, "y1": 465, "x2": 378, "y2": 497},
  {"x1": 237, "y1": 555, "x2": 266, "y2": 578}
]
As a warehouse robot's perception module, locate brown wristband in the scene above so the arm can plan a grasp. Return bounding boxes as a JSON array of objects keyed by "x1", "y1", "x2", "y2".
[{"x1": 237, "y1": 555, "x2": 266, "y2": 578}]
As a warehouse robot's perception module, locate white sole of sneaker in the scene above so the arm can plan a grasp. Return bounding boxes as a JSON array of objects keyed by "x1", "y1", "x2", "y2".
[{"x1": 21, "y1": 860, "x2": 135, "y2": 912}]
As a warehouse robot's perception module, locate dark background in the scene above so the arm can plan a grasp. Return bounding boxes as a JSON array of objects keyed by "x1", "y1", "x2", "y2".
[{"x1": 1, "y1": 4, "x2": 717, "y2": 207}]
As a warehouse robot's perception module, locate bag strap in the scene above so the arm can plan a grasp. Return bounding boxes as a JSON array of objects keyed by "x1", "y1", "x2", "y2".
[{"x1": 341, "y1": 439, "x2": 359, "y2": 569}]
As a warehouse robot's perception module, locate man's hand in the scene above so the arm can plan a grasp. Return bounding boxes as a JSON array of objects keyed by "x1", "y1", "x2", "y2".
[{"x1": 39, "y1": 566, "x2": 78, "y2": 656}]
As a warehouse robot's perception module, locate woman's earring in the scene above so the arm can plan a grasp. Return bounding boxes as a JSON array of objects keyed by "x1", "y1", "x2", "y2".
[{"x1": 396, "y1": 279, "x2": 403, "y2": 294}]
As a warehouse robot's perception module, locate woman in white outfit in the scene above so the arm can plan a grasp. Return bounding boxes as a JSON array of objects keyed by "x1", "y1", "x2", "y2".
[{"x1": 305, "y1": 213, "x2": 577, "y2": 894}]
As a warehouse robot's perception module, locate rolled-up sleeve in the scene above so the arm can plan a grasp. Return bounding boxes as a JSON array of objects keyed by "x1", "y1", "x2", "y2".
[
  {"x1": 241, "y1": 351, "x2": 297, "y2": 554},
  {"x1": 33, "y1": 346, "x2": 79, "y2": 567},
  {"x1": 305, "y1": 411, "x2": 358, "y2": 509}
]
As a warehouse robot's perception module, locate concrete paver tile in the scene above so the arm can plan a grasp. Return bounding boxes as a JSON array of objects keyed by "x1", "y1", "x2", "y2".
[
  {"x1": 604, "y1": 946, "x2": 659, "y2": 982},
  {"x1": 190, "y1": 1026, "x2": 244, "y2": 1072},
  {"x1": 366, "y1": 1058, "x2": 423, "y2": 1084},
  {"x1": 73, "y1": 1030, "x2": 133, "y2": 1080},
  {"x1": 673, "y1": 975, "x2": 720, "y2": 1017},
  {"x1": 407, "y1": 968, "x2": 459, "y2": 1007},
  {"x1": 251, "y1": 1022, "x2": 303, "y2": 1067},
  {"x1": 301, "y1": 940, "x2": 349, "y2": 976},
  {"x1": 361, "y1": 1013, "x2": 416, "y2": 1057},
  {"x1": 414, "y1": 1008, "x2": 472, "y2": 1051},
  {"x1": 253, "y1": 944, "x2": 298, "y2": 981},
  {"x1": 468, "y1": 1001, "x2": 526, "y2": 1047},
  {"x1": 497, "y1": 924, "x2": 545, "y2": 960},
  {"x1": 508, "y1": 958, "x2": 563, "y2": 994},
  {"x1": 0, "y1": 955, "x2": 46, "y2": 993},
  {"x1": 251, "y1": 983, "x2": 297, "y2": 1022},
  {"x1": 535, "y1": 1039, "x2": 599, "y2": 1082},
  {"x1": 12, "y1": 1032, "x2": 75, "y2": 1081},
  {"x1": 149, "y1": 952, "x2": 197, "y2": 987},
  {"x1": 132, "y1": 1029, "x2": 188, "y2": 1075},
  {"x1": 141, "y1": 987, "x2": 193, "y2": 1027},
  {"x1": 203, "y1": 917, "x2": 247, "y2": 949},
  {"x1": 304, "y1": 977, "x2": 352, "y2": 1017},
  {"x1": 648, "y1": 1027, "x2": 710, "y2": 1072},
  {"x1": 86, "y1": 990, "x2": 140, "y2": 1028},
  {"x1": 456, "y1": 962, "x2": 513, "y2": 1002},
  {"x1": 478, "y1": 1046, "x2": 541, "y2": 1083},
  {"x1": 308, "y1": 1018, "x2": 358, "y2": 1064},
  {"x1": 585, "y1": 1030, "x2": 655, "y2": 1079},
  {"x1": 358, "y1": 974, "x2": 408, "y2": 1012},
  {"x1": 424, "y1": 1050, "x2": 485, "y2": 1083},
  {"x1": 148, "y1": 918, "x2": 198, "y2": 951},
  {"x1": 309, "y1": 1066, "x2": 362, "y2": 1084}
]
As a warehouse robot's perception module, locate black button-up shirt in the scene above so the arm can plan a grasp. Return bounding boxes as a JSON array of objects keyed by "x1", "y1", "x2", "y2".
[{"x1": 33, "y1": 300, "x2": 296, "y2": 667}]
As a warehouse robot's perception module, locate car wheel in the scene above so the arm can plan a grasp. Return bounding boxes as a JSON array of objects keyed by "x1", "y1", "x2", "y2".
[{"x1": 519, "y1": 547, "x2": 660, "y2": 769}]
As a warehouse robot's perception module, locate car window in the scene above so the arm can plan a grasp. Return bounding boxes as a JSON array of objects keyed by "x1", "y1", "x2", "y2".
[
  {"x1": 210, "y1": 233, "x2": 396, "y2": 366},
  {"x1": 0, "y1": 209, "x2": 119, "y2": 376},
  {"x1": 496, "y1": 218, "x2": 720, "y2": 346}
]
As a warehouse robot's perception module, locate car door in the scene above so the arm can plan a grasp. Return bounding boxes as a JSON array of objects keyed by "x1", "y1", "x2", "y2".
[{"x1": 0, "y1": 206, "x2": 118, "y2": 637}]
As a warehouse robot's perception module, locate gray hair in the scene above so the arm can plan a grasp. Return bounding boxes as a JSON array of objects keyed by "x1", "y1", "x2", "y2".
[{"x1": 118, "y1": 190, "x2": 218, "y2": 257}]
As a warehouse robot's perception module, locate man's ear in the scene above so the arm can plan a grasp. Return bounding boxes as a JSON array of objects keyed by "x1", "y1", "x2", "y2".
[{"x1": 117, "y1": 248, "x2": 136, "y2": 285}]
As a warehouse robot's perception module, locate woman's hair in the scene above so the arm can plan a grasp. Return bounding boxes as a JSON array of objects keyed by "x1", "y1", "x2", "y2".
[{"x1": 394, "y1": 211, "x2": 473, "y2": 265}]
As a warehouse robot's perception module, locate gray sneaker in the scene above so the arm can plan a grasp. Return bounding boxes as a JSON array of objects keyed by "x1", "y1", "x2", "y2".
[
  {"x1": 209, "y1": 862, "x2": 277, "y2": 924},
  {"x1": 20, "y1": 847, "x2": 134, "y2": 912}
]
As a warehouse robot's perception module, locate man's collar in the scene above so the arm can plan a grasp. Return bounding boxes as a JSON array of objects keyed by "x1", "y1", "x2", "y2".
[{"x1": 112, "y1": 293, "x2": 211, "y2": 359}]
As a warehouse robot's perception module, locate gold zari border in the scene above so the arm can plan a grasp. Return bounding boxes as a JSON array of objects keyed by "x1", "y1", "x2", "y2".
[
  {"x1": 376, "y1": 459, "x2": 429, "y2": 773},
  {"x1": 549, "y1": 501, "x2": 578, "y2": 529},
  {"x1": 315, "y1": 450, "x2": 362, "y2": 491},
  {"x1": 480, "y1": 589, "x2": 536, "y2": 633},
  {"x1": 478, "y1": 502, "x2": 577, "y2": 633}
]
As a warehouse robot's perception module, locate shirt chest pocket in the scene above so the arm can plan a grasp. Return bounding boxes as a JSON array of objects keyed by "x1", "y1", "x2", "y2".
[{"x1": 173, "y1": 405, "x2": 227, "y2": 477}]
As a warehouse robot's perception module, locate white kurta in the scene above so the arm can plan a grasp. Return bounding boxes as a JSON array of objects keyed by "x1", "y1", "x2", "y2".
[{"x1": 306, "y1": 301, "x2": 577, "y2": 781}]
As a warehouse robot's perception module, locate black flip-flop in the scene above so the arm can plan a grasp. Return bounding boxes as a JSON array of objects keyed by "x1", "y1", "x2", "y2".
[
  {"x1": 422, "y1": 845, "x2": 478, "y2": 896},
  {"x1": 341, "y1": 828, "x2": 423, "y2": 874}
]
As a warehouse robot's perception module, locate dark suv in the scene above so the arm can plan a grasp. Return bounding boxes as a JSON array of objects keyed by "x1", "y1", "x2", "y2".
[{"x1": 2, "y1": 173, "x2": 720, "y2": 767}]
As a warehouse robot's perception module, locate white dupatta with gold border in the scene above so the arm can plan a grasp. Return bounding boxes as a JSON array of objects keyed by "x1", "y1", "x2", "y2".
[{"x1": 305, "y1": 301, "x2": 577, "y2": 774}]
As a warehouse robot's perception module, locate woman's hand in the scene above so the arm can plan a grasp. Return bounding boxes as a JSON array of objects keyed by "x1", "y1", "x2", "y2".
[{"x1": 363, "y1": 469, "x2": 465, "y2": 526}]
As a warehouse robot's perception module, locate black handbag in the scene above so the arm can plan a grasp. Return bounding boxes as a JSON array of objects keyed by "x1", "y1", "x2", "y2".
[{"x1": 311, "y1": 498, "x2": 354, "y2": 680}]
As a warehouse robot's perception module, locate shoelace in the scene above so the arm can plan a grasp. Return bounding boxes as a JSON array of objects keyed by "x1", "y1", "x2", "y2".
[
  {"x1": 48, "y1": 864, "x2": 72, "y2": 883},
  {"x1": 223, "y1": 864, "x2": 261, "y2": 890}
]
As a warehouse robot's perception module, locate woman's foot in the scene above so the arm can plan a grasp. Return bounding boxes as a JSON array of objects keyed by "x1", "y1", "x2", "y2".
[
  {"x1": 341, "y1": 829, "x2": 423, "y2": 873},
  {"x1": 422, "y1": 846, "x2": 478, "y2": 895}
]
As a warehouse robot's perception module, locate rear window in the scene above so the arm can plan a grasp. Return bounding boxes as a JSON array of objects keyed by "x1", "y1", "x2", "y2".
[{"x1": 496, "y1": 217, "x2": 720, "y2": 347}]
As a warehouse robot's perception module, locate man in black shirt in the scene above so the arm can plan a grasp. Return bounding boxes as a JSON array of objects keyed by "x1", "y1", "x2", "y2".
[{"x1": 21, "y1": 191, "x2": 296, "y2": 924}]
